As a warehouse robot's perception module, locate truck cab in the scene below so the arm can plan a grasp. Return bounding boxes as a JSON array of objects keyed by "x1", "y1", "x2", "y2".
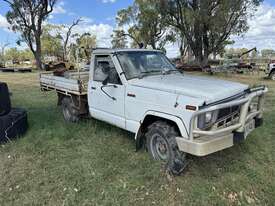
[{"x1": 40, "y1": 48, "x2": 268, "y2": 175}]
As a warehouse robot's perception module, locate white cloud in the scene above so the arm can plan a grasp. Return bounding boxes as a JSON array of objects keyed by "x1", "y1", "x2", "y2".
[
  {"x1": 0, "y1": 14, "x2": 10, "y2": 30},
  {"x1": 230, "y1": 3, "x2": 275, "y2": 50},
  {"x1": 81, "y1": 17, "x2": 94, "y2": 24},
  {"x1": 52, "y1": 1, "x2": 66, "y2": 14},
  {"x1": 102, "y1": 0, "x2": 116, "y2": 3},
  {"x1": 106, "y1": 16, "x2": 115, "y2": 22},
  {"x1": 73, "y1": 23, "x2": 114, "y2": 48}
]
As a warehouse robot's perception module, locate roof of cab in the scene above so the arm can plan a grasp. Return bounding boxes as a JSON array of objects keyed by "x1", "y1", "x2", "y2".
[{"x1": 92, "y1": 48, "x2": 162, "y2": 54}]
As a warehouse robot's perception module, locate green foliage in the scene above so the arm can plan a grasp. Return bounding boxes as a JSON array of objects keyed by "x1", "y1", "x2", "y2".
[
  {"x1": 261, "y1": 49, "x2": 275, "y2": 58},
  {"x1": 158, "y1": 0, "x2": 263, "y2": 65},
  {"x1": 225, "y1": 47, "x2": 260, "y2": 59},
  {"x1": 116, "y1": 0, "x2": 170, "y2": 49},
  {"x1": 76, "y1": 33, "x2": 96, "y2": 62},
  {"x1": 251, "y1": 49, "x2": 258, "y2": 58},
  {"x1": 111, "y1": 30, "x2": 128, "y2": 49},
  {"x1": 4, "y1": 48, "x2": 19, "y2": 62},
  {"x1": 69, "y1": 33, "x2": 97, "y2": 63},
  {"x1": 41, "y1": 24, "x2": 63, "y2": 58},
  {"x1": 4, "y1": 48, "x2": 33, "y2": 62}
]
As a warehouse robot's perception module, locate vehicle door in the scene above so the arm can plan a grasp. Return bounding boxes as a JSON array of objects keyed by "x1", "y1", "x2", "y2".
[{"x1": 88, "y1": 54, "x2": 126, "y2": 129}]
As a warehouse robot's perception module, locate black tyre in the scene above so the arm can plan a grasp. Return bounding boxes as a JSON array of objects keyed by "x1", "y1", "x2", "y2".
[
  {"x1": 145, "y1": 121, "x2": 187, "y2": 175},
  {"x1": 270, "y1": 71, "x2": 275, "y2": 81},
  {"x1": 0, "y1": 82, "x2": 11, "y2": 116},
  {"x1": 0, "y1": 108, "x2": 28, "y2": 142},
  {"x1": 61, "y1": 97, "x2": 80, "y2": 123},
  {"x1": 0, "y1": 115, "x2": 13, "y2": 142}
]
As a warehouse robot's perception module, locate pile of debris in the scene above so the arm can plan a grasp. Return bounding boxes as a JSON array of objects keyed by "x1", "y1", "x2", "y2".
[{"x1": 0, "y1": 82, "x2": 28, "y2": 142}]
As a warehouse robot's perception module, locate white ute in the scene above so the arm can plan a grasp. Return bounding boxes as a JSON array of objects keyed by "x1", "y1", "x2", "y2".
[{"x1": 40, "y1": 49, "x2": 268, "y2": 174}]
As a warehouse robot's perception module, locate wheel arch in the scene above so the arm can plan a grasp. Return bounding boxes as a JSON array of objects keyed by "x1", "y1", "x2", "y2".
[{"x1": 135, "y1": 111, "x2": 189, "y2": 151}]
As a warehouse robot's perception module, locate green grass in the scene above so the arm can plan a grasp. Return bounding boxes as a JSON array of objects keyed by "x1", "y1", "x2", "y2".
[{"x1": 0, "y1": 72, "x2": 275, "y2": 206}]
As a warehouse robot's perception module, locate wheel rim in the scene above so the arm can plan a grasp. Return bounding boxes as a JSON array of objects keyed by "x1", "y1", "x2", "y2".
[{"x1": 150, "y1": 134, "x2": 170, "y2": 161}]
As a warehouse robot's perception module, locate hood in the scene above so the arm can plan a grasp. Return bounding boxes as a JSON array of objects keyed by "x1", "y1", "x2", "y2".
[{"x1": 128, "y1": 73, "x2": 249, "y2": 104}]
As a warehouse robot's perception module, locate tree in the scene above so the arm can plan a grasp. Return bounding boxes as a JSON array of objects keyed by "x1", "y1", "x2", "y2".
[
  {"x1": 251, "y1": 49, "x2": 258, "y2": 58},
  {"x1": 61, "y1": 18, "x2": 82, "y2": 61},
  {"x1": 76, "y1": 33, "x2": 96, "y2": 63},
  {"x1": 41, "y1": 24, "x2": 63, "y2": 58},
  {"x1": 261, "y1": 49, "x2": 275, "y2": 58},
  {"x1": 159, "y1": 0, "x2": 263, "y2": 65},
  {"x1": 40, "y1": 20, "x2": 81, "y2": 61},
  {"x1": 0, "y1": 40, "x2": 10, "y2": 66},
  {"x1": 20, "y1": 49, "x2": 34, "y2": 61},
  {"x1": 4, "y1": 48, "x2": 34, "y2": 63},
  {"x1": 4, "y1": 47, "x2": 20, "y2": 62},
  {"x1": 4, "y1": 0, "x2": 57, "y2": 70},
  {"x1": 116, "y1": 0, "x2": 170, "y2": 49},
  {"x1": 111, "y1": 30, "x2": 128, "y2": 49},
  {"x1": 69, "y1": 33, "x2": 97, "y2": 63}
]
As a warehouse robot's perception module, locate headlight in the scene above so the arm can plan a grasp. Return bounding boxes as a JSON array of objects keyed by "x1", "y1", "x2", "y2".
[
  {"x1": 205, "y1": 112, "x2": 213, "y2": 123},
  {"x1": 197, "y1": 110, "x2": 218, "y2": 129}
]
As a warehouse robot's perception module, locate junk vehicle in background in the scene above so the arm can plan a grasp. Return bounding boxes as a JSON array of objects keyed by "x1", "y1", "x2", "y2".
[
  {"x1": 209, "y1": 47, "x2": 258, "y2": 74},
  {"x1": 40, "y1": 48, "x2": 268, "y2": 175}
]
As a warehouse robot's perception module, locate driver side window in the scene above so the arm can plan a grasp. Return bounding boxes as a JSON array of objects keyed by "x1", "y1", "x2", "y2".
[{"x1": 94, "y1": 55, "x2": 122, "y2": 85}]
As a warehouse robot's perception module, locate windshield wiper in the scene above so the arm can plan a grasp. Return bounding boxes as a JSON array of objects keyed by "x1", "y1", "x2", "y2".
[
  {"x1": 138, "y1": 70, "x2": 162, "y2": 79},
  {"x1": 162, "y1": 69, "x2": 182, "y2": 75}
]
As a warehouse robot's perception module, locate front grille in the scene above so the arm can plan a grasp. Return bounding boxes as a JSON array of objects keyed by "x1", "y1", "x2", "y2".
[
  {"x1": 217, "y1": 105, "x2": 240, "y2": 121},
  {"x1": 215, "y1": 106, "x2": 241, "y2": 129}
]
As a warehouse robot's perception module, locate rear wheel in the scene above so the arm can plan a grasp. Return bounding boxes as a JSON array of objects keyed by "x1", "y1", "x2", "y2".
[
  {"x1": 270, "y1": 71, "x2": 275, "y2": 80},
  {"x1": 145, "y1": 121, "x2": 187, "y2": 175},
  {"x1": 61, "y1": 97, "x2": 79, "y2": 123}
]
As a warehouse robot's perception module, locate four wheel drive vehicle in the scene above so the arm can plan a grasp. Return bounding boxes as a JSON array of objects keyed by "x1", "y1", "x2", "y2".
[
  {"x1": 40, "y1": 49, "x2": 268, "y2": 175},
  {"x1": 266, "y1": 61, "x2": 275, "y2": 80},
  {"x1": 0, "y1": 82, "x2": 28, "y2": 142}
]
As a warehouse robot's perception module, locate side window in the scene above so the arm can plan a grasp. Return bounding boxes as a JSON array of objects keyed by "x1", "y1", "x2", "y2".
[{"x1": 94, "y1": 55, "x2": 122, "y2": 85}]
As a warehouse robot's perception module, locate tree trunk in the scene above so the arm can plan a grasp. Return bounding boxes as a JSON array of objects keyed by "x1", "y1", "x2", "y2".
[
  {"x1": 202, "y1": 52, "x2": 209, "y2": 66},
  {"x1": 34, "y1": 51, "x2": 43, "y2": 70},
  {"x1": 34, "y1": 35, "x2": 43, "y2": 70},
  {"x1": 63, "y1": 45, "x2": 67, "y2": 61}
]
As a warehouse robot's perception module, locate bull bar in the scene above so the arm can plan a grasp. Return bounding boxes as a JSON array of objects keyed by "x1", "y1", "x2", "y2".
[{"x1": 176, "y1": 86, "x2": 268, "y2": 156}]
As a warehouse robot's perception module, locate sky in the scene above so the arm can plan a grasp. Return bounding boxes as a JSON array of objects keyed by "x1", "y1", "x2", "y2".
[{"x1": 0, "y1": 0, "x2": 275, "y2": 58}]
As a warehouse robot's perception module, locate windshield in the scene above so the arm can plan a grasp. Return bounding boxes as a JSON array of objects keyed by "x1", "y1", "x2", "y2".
[{"x1": 116, "y1": 51, "x2": 178, "y2": 79}]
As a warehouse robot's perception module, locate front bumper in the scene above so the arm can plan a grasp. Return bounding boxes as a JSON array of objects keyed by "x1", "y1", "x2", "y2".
[{"x1": 176, "y1": 86, "x2": 268, "y2": 156}]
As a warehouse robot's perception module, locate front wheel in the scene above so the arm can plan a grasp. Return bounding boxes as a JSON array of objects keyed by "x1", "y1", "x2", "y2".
[
  {"x1": 61, "y1": 97, "x2": 80, "y2": 123},
  {"x1": 145, "y1": 121, "x2": 187, "y2": 175}
]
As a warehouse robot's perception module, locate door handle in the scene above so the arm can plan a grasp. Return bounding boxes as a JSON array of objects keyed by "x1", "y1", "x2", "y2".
[{"x1": 91, "y1": 86, "x2": 96, "y2": 90}]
